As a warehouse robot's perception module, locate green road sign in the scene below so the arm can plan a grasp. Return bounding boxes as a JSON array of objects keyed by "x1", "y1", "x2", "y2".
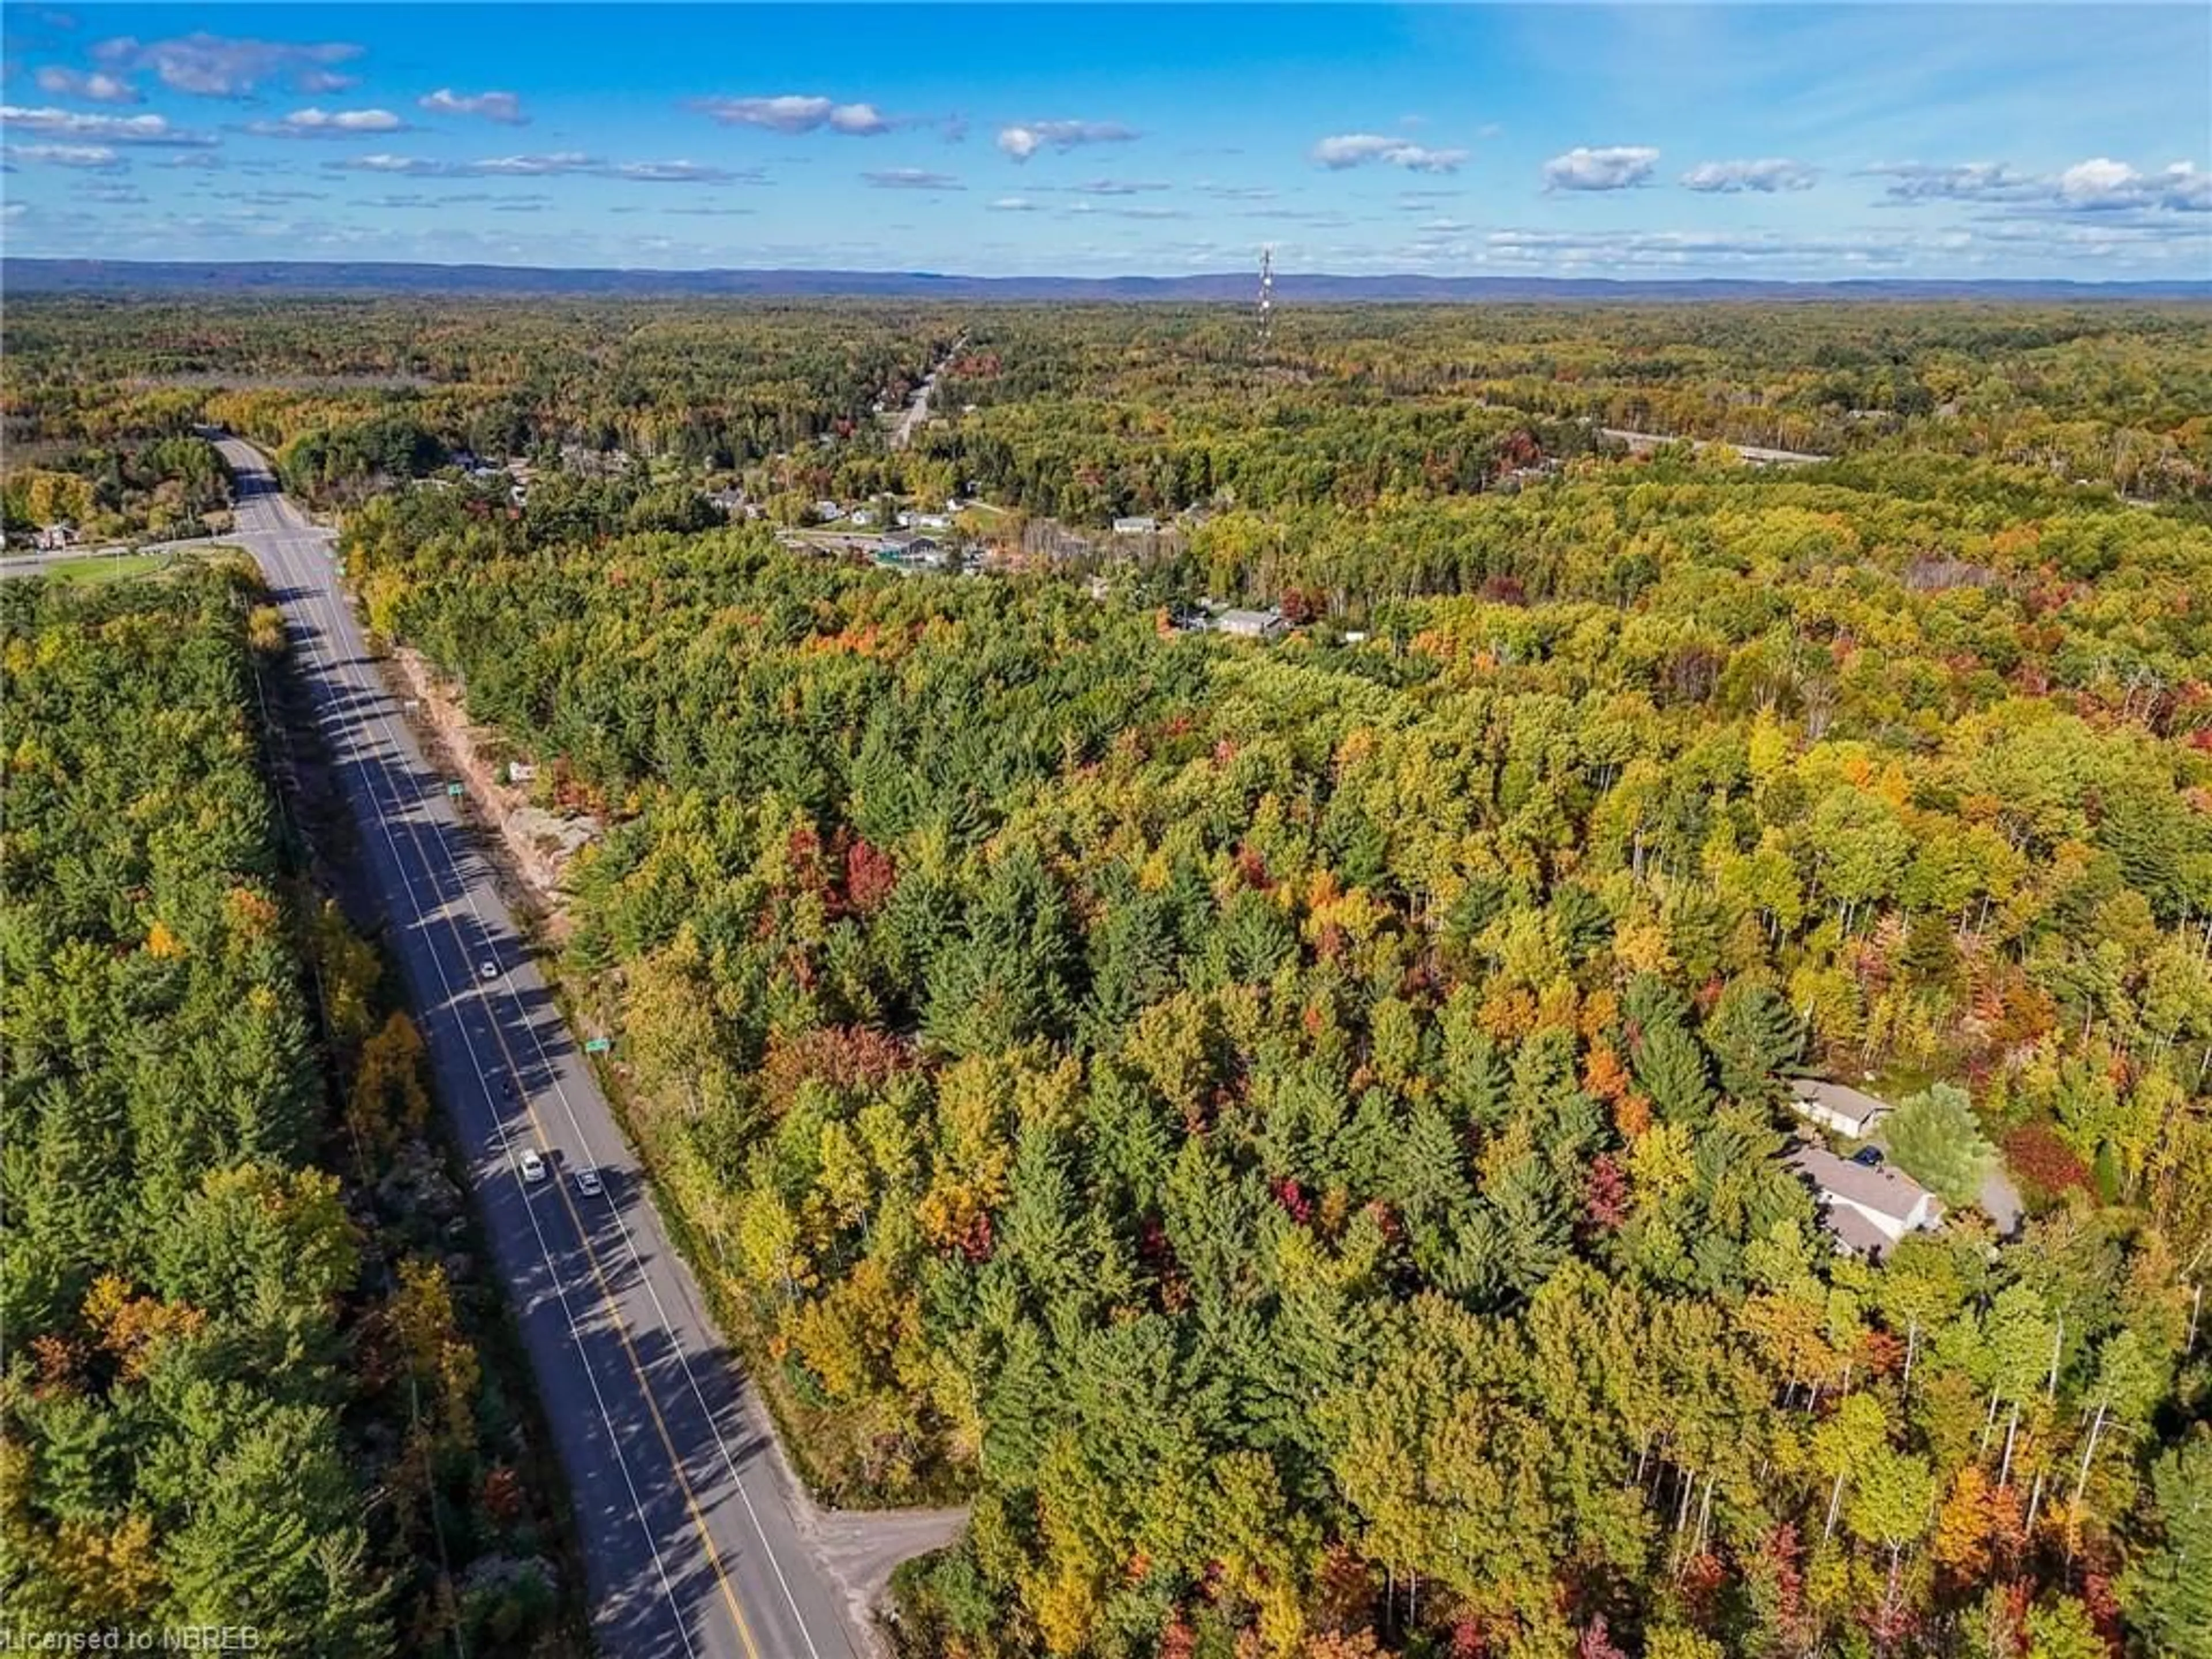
[
  {"x1": 584, "y1": 1037, "x2": 611, "y2": 1054},
  {"x1": 446, "y1": 782, "x2": 464, "y2": 798}
]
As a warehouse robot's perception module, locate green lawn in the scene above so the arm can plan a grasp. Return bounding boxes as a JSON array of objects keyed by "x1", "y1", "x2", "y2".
[
  {"x1": 35, "y1": 552, "x2": 170, "y2": 584},
  {"x1": 25, "y1": 546, "x2": 241, "y2": 585}
]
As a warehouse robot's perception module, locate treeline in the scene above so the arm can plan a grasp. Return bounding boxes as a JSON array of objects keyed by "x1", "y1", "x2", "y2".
[
  {"x1": 2, "y1": 298, "x2": 957, "y2": 505},
  {"x1": 10, "y1": 299, "x2": 2207, "y2": 529},
  {"x1": 1, "y1": 433, "x2": 229, "y2": 542},
  {"x1": 757, "y1": 302, "x2": 2212, "y2": 519},
  {"x1": 0, "y1": 567, "x2": 568, "y2": 1655},
  {"x1": 342, "y1": 421, "x2": 2212, "y2": 1656}
]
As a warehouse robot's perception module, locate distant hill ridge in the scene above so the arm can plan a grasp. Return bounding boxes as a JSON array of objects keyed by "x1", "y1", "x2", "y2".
[{"x1": 7, "y1": 258, "x2": 2208, "y2": 302}]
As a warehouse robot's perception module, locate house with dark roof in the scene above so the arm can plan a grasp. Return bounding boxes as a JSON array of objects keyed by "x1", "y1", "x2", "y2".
[{"x1": 1787, "y1": 1144, "x2": 1942, "y2": 1258}]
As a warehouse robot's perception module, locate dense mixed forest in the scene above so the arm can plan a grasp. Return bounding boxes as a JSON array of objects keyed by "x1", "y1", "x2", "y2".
[
  {"x1": 5, "y1": 299, "x2": 2209, "y2": 522},
  {"x1": 0, "y1": 566, "x2": 571, "y2": 1654},
  {"x1": 5, "y1": 295, "x2": 2211, "y2": 1658}
]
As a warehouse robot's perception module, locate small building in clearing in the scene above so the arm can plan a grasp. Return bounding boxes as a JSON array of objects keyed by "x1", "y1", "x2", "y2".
[
  {"x1": 1790, "y1": 1077, "x2": 1893, "y2": 1141},
  {"x1": 1112, "y1": 514, "x2": 1160, "y2": 536},
  {"x1": 1217, "y1": 607, "x2": 1288, "y2": 641},
  {"x1": 1788, "y1": 1144, "x2": 1941, "y2": 1257}
]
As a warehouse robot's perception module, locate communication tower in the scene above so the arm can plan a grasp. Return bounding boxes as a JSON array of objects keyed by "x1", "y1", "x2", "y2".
[{"x1": 1257, "y1": 245, "x2": 1274, "y2": 351}]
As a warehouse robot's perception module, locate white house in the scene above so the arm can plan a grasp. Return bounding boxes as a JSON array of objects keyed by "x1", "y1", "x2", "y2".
[
  {"x1": 1112, "y1": 514, "x2": 1160, "y2": 536},
  {"x1": 1787, "y1": 1145, "x2": 1942, "y2": 1257},
  {"x1": 1790, "y1": 1078, "x2": 1893, "y2": 1141}
]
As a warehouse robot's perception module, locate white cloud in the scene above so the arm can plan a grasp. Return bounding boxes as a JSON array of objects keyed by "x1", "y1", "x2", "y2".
[
  {"x1": 245, "y1": 107, "x2": 409, "y2": 139},
  {"x1": 33, "y1": 66, "x2": 140, "y2": 104},
  {"x1": 1543, "y1": 145, "x2": 1660, "y2": 191},
  {"x1": 1863, "y1": 161, "x2": 2043, "y2": 204},
  {"x1": 467, "y1": 152, "x2": 595, "y2": 177},
  {"x1": 693, "y1": 95, "x2": 889, "y2": 135},
  {"x1": 90, "y1": 32, "x2": 362, "y2": 98},
  {"x1": 996, "y1": 119, "x2": 1137, "y2": 162},
  {"x1": 989, "y1": 196, "x2": 1039, "y2": 211},
  {"x1": 418, "y1": 88, "x2": 527, "y2": 126},
  {"x1": 1680, "y1": 157, "x2": 1817, "y2": 194},
  {"x1": 864, "y1": 168, "x2": 963, "y2": 190},
  {"x1": 2055, "y1": 157, "x2": 2208, "y2": 213},
  {"x1": 327, "y1": 151, "x2": 757, "y2": 185},
  {"x1": 828, "y1": 103, "x2": 890, "y2": 135},
  {"x1": 609, "y1": 159, "x2": 751, "y2": 184},
  {"x1": 5, "y1": 141, "x2": 123, "y2": 169},
  {"x1": 1310, "y1": 133, "x2": 1467, "y2": 174},
  {"x1": 0, "y1": 105, "x2": 215, "y2": 146},
  {"x1": 1065, "y1": 178, "x2": 1171, "y2": 196},
  {"x1": 1869, "y1": 157, "x2": 2210, "y2": 215}
]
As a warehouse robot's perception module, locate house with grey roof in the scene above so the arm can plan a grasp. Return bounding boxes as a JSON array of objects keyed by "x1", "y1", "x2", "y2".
[
  {"x1": 1787, "y1": 1144, "x2": 1942, "y2": 1258},
  {"x1": 1789, "y1": 1077, "x2": 1893, "y2": 1141},
  {"x1": 1216, "y1": 607, "x2": 1288, "y2": 640}
]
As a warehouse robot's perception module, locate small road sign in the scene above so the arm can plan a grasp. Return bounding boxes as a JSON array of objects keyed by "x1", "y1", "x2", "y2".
[{"x1": 584, "y1": 1037, "x2": 612, "y2": 1054}]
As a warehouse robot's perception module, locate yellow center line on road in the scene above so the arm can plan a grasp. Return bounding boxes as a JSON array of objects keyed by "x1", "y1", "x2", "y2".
[
  {"x1": 257, "y1": 488, "x2": 771, "y2": 1659},
  {"x1": 488, "y1": 1006, "x2": 768, "y2": 1659}
]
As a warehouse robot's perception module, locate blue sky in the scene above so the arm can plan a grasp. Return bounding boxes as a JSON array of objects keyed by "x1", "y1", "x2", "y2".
[{"x1": 3, "y1": 3, "x2": 2207, "y2": 279}]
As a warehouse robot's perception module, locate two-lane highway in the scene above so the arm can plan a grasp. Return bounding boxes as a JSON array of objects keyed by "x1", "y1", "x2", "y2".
[{"x1": 207, "y1": 438, "x2": 860, "y2": 1659}]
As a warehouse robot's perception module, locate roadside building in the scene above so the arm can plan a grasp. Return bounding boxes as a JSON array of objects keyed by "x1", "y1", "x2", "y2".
[
  {"x1": 874, "y1": 531, "x2": 948, "y2": 571},
  {"x1": 1787, "y1": 1144, "x2": 1942, "y2": 1257},
  {"x1": 1112, "y1": 514, "x2": 1160, "y2": 536}
]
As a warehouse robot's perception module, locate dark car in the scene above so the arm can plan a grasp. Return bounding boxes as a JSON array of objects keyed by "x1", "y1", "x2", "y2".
[{"x1": 1851, "y1": 1146, "x2": 1885, "y2": 1168}]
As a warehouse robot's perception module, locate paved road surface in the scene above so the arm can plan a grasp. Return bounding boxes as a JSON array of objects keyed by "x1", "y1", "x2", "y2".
[
  {"x1": 200, "y1": 440, "x2": 865, "y2": 1659},
  {"x1": 1599, "y1": 427, "x2": 1830, "y2": 466},
  {"x1": 888, "y1": 336, "x2": 963, "y2": 452}
]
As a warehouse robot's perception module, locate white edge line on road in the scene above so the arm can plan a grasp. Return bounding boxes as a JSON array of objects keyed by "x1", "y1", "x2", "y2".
[{"x1": 242, "y1": 473, "x2": 702, "y2": 1659}]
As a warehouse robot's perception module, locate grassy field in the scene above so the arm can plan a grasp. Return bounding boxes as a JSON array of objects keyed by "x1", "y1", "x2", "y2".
[
  {"x1": 33, "y1": 552, "x2": 171, "y2": 584},
  {"x1": 17, "y1": 546, "x2": 242, "y2": 585}
]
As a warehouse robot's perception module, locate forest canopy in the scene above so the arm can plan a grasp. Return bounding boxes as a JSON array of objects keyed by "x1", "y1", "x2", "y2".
[
  {"x1": 0, "y1": 566, "x2": 566, "y2": 1656},
  {"x1": 6, "y1": 291, "x2": 2210, "y2": 1659}
]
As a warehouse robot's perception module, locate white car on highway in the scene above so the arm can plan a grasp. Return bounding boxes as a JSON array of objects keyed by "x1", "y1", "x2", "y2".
[
  {"x1": 479, "y1": 959, "x2": 500, "y2": 981},
  {"x1": 517, "y1": 1147, "x2": 548, "y2": 1185},
  {"x1": 574, "y1": 1167, "x2": 604, "y2": 1198}
]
